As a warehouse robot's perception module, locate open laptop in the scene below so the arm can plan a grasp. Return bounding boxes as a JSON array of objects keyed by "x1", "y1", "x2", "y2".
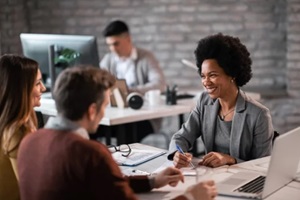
[{"x1": 217, "y1": 126, "x2": 300, "y2": 199}]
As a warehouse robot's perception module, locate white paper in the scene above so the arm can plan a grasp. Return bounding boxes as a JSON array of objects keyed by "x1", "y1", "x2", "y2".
[
  {"x1": 152, "y1": 160, "x2": 174, "y2": 174},
  {"x1": 112, "y1": 149, "x2": 166, "y2": 166}
]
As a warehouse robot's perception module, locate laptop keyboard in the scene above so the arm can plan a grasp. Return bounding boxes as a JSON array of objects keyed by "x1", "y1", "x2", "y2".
[{"x1": 234, "y1": 176, "x2": 266, "y2": 194}]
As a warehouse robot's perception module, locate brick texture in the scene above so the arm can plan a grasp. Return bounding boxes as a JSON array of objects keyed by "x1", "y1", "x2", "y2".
[{"x1": 1, "y1": 0, "x2": 300, "y2": 133}]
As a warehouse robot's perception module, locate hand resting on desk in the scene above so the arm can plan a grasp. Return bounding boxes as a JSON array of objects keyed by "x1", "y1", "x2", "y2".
[
  {"x1": 199, "y1": 152, "x2": 236, "y2": 168},
  {"x1": 153, "y1": 167, "x2": 217, "y2": 200},
  {"x1": 173, "y1": 151, "x2": 236, "y2": 168}
]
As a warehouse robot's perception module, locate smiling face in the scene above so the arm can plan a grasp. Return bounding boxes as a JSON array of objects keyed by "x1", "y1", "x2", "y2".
[
  {"x1": 200, "y1": 59, "x2": 235, "y2": 99},
  {"x1": 32, "y1": 69, "x2": 46, "y2": 107}
]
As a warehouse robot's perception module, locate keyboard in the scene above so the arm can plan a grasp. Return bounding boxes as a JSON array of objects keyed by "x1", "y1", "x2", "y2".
[{"x1": 234, "y1": 176, "x2": 266, "y2": 194}]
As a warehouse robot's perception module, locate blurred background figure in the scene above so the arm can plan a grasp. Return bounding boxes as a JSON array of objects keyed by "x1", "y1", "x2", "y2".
[
  {"x1": 99, "y1": 20, "x2": 166, "y2": 142},
  {"x1": 100, "y1": 20, "x2": 165, "y2": 95}
]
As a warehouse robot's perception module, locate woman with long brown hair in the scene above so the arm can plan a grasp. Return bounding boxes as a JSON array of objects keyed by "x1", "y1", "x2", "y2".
[{"x1": 0, "y1": 54, "x2": 46, "y2": 200}]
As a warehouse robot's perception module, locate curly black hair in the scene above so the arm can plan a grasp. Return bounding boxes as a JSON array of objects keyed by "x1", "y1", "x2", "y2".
[{"x1": 194, "y1": 33, "x2": 252, "y2": 87}]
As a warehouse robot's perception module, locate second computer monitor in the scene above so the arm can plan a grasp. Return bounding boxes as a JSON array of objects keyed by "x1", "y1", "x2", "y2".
[{"x1": 20, "y1": 33, "x2": 99, "y2": 88}]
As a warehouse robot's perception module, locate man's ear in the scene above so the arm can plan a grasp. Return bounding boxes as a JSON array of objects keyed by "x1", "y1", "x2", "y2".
[{"x1": 87, "y1": 103, "x2": 97, "y2": 121}]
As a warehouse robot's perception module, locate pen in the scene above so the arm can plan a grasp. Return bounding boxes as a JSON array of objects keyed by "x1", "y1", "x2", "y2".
[
  {"x1": 132, "y1": 169, "x2": 151, "y2": 175},
  {"x1": 176, "y1": 144, "x2": 195, "y2": 168}
]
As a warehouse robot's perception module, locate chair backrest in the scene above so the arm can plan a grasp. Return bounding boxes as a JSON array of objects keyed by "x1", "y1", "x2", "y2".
[{"x1": 272, "y1": 131, "x2": 280, "y2": 144}]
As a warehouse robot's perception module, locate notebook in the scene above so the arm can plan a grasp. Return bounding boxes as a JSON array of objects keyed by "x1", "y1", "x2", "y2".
[
  {"x1": 112, "y1": 148, "x2": 166, "y2": 166},
  {"x1": 217, "y1": 126, "x2": 300, "y2": 199}
]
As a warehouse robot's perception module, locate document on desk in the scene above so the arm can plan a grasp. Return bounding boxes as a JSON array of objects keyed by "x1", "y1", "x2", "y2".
[
  {"x1": 152, "y1": 160, "x2": 208, "y2": 176},
  {"x1": 112, "y1": 149, "x2": 166, "y2": 166},
  {"x1": 152, "y1": 160, "x2": 174, "y2": 174}
]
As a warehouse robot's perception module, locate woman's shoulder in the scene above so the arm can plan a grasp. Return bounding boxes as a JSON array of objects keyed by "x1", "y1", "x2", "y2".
[
  {"x1": 196, "y1": 91, "x2": 216, "y2": 106},
  {"x1": 239, "y1": 90, "x2": 270, "y2": 113},
  {"x1": 3, "y1": 128, "x2": 26, "y2": 158}
]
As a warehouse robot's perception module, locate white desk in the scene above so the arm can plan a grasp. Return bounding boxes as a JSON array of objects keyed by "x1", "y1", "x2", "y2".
[
  {"x1": 36, "y1": 89, "x2": 260, "y2": 126},
  {"x1": 35, "y1": 97, "x2": 195, "y2": 145},
  {"x1": 35, "y1": 98, "x2": 194, "y2": 126},
  {"x1": 36, "y1": 90, "x2": 260, "y2": 145},
  {"x1": 119, "y1": 145, "x2": 300, "y2": 200}
]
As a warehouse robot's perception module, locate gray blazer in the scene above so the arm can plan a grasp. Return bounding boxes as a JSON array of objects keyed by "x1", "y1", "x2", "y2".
[{"x1": 168, "y1": 90, "x2": 274, "y2": 163}]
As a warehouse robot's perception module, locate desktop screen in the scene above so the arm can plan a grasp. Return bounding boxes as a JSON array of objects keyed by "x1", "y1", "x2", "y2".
[{"x1": 20, "y1": 33, "x2": 99, "y2": 88}]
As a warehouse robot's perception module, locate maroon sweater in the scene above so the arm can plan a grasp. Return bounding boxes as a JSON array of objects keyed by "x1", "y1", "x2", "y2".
[{"x1": 17, "y1": 129, "x2": 151, "y2": 200}]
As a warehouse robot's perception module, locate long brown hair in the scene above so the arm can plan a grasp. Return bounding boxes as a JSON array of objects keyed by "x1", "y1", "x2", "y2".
[{"x1": 0, "y1": 54, "x2": 38, "y2": 155}]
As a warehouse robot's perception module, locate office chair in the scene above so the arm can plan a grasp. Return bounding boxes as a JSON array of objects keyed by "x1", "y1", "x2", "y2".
[{"x1": 273, "y1": 131, "x2": 280, "y2": 145}]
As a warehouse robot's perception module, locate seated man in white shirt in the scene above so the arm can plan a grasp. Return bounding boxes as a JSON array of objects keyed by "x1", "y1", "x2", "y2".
[
  {"x1": 99, "y1": 20, "x2": 166, "y2": 142},
  {"x1": 100, "y1": 20, "x2": 166, "y2": 95}
]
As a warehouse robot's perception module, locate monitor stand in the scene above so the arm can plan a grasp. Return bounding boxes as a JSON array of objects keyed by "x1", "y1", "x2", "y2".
[{"x1": 48, "y1": 44, "x2": 56, "y2": 97}]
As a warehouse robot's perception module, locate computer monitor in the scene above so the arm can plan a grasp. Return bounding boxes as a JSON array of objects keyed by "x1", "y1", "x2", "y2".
[{"x1": 20, "y1": 33, "x2": 99, "y2": 89}]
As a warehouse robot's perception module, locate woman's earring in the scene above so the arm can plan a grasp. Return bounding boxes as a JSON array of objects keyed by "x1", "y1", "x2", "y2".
[{"x1": 231, "y1": 79, "x2": 234, "y2": 83}]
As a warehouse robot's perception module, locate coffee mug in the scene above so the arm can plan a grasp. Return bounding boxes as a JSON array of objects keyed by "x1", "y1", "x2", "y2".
[{"x1": 145, "y1": 89, "x2": 161, "y2": 106}]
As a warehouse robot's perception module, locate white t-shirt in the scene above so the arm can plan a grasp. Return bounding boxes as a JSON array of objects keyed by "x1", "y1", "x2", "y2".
[{"x1": 114, "y1": 48, "x2": 138, "y2": 87}]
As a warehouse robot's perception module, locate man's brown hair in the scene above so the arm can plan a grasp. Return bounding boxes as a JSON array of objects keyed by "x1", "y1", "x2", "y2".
[{"x1": 53, "y1": 66, "x2": 116, "y2": 120}]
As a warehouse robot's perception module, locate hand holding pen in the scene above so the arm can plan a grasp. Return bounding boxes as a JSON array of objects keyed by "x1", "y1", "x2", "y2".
[{"x1": 174, "y1": 144, "x2": 195, "y2": 169}]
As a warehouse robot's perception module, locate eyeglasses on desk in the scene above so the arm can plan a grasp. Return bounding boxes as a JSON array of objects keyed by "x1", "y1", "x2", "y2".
[{"x1": 107, "y1": 144, "x2": 132, "y2": 157}]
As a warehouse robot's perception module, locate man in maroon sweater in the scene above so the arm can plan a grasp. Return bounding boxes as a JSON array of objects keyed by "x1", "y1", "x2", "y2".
[{"x1": 18, "y1": 66, "x2": 217, "y2": 200}]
